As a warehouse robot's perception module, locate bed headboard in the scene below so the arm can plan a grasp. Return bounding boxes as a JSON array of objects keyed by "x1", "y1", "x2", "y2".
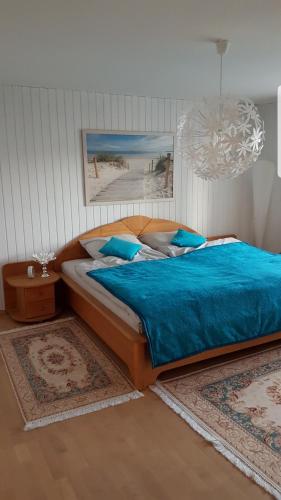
[{"x1": 54, "y1": 216, "x2": 198, "y2": 271}]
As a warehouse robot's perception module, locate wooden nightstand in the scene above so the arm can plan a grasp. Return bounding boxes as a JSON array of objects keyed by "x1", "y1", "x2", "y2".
[{"x1": 5, "y1": 271, "x2": 61, "y2": 322}]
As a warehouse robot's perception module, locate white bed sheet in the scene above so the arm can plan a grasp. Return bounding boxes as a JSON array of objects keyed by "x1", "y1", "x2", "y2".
[{"x1": 62, "y1": 237, "x2": 240, "y2": 334}]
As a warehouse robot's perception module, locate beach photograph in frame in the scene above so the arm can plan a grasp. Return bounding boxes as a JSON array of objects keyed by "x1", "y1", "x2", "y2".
[{"x1": 82, "y1": 130, "x2": 174, "y2": 205}]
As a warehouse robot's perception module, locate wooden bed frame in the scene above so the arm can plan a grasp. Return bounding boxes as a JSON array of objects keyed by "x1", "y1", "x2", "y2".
[
  {"x1": 3, "y1": 215, "x2": 281, "y2": 389},
  {"x1": 52, "y1": 215, "x2": 281, "y2": 389}
]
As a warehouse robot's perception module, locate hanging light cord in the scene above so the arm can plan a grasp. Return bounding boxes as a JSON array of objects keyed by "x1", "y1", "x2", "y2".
[
  {"x1": 216, "y1": 39, "x2": 228, "y2": 97},
  {"x1": 219, "y1": 53, "x2": 223, "y2": 98},
  {"x1": 217, "y1": 52, "x2": 224, "y2": 149}
]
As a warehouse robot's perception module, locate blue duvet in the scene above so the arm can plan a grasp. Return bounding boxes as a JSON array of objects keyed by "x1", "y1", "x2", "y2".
[{"x1": 87, "y1": 243, "x2": 281, "y2": 367}]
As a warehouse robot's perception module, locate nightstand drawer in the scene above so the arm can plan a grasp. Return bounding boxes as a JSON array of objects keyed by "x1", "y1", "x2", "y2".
[
  {"x1": 5, "y1": 270, "x2": 60, "y2": 323},
  {"x1": 24, "y1": 285, "x2": 54, "y2": 302},
  {"x1": 25, "y1": 299, "x2": 55, "y2": 318}
]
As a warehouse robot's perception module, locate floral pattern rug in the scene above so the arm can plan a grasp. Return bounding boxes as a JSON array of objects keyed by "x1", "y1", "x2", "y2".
[
  {"x1": 0, "y1": 318, "x2": 142, "y2": 430},
  {"x1": 151, "y1": 348, "x2": 281, "y2": 499}
]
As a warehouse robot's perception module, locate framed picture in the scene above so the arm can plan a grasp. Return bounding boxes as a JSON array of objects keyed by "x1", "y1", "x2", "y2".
[{"x1": 82, "y1": 130, "x2": 174, "y2": 205}]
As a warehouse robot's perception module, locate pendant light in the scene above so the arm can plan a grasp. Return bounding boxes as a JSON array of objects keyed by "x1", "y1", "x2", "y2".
[{"x1": 177, "y1": 40, "x2": 265, "y2": 181}]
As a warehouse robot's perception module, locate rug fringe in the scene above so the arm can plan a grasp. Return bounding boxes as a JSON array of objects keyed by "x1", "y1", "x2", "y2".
[
  {"x1": 24, "y1": 390, "x2": 143, "y2": 431},
  {"x1": 151, "y1": 383, "x2": 281, "y2": 500}
]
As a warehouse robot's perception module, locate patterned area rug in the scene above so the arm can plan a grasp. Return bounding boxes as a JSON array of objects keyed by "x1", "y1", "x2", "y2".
[
  {"x1": 0, "y1": 318, "x2": 142, "y2": 430},
  {"x1": 151, "y1": 348, "x2": 281, "y2": 499}
]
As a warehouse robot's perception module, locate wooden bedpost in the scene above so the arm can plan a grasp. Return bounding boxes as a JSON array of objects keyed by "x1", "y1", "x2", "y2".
[{"x1": 128, "y1": 342, "x2": 158, "y2": 390}]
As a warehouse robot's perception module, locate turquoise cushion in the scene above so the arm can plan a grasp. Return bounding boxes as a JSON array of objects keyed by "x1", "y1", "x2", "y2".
[
  {"x1": 171, "y1": 229, "x2": 206, "y2": 248},
  {"x1": 99, "y1": 237, "x2": 142, "y2": 261}
]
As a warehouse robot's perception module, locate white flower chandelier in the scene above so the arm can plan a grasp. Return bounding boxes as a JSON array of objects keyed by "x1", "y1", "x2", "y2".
[{"x1": 177, "y1": 40, "x2": 265, "y2": 181}]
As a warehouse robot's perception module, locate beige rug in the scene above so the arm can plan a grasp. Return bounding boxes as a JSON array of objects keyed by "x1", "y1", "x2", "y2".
[
  {"x1": 0, "y1": 317, "x2": 142, "y2": 430},
  {"x1": 151, "y1": 347, "x2": 281, "y2": 499}
]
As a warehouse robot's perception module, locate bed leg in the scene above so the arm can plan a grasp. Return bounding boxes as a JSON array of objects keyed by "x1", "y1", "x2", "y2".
[
  {"x1": 128, "y1": 343, "x2": 158, "y2": 390},
  {"x1": 129, "y1": 367, "x2": 158, "y2": 391}
]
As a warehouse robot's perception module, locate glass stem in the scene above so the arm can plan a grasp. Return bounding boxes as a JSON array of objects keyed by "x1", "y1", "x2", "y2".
[{"x1": 41, "y1": 263, "x2": 49, "y2": 278}]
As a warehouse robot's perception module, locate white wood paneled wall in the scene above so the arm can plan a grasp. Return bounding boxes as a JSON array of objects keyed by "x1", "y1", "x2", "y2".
[{"x1": 0, "y1": 85, "x2": 253, "y2": 309}]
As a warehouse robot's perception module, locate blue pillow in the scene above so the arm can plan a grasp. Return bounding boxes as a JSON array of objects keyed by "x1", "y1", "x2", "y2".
[
  {"x1": 171, "y1": 229, "x2": 206, "y2": 248},
  {"x1": 99, "y1": 237, "x2": 142, "y2": 261}
]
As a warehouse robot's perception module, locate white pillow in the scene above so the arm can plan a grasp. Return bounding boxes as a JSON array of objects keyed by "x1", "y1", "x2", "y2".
[
  {"x1": 80, "y1": 233, "x2": 141, "y2": 260},
  {"x1": 140, "y1": 231, "x2": 177, "y2": 248},
  {"x1": 140, "y1": 231, "x2": 207, "y2": 257}
]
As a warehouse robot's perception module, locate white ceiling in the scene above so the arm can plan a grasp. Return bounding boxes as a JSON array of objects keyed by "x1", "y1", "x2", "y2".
[{"x1": 1, "y1": 0, "x2": 281, "y2": 102}]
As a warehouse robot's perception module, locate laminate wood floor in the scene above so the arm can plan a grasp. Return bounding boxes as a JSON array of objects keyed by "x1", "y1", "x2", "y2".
[{"x1": 0, "y1": 312, "x2": 271, "y2": 500}]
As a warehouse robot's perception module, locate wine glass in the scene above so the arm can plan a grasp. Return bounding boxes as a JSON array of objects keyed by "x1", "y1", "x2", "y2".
[{"x1": 32, "y1": 251, "x2": 56, "y2": 278}]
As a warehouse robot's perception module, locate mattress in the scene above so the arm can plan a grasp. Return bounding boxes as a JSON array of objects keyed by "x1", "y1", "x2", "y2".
[{"x1": 62, "y1": 258, "x2": 142, "y2": 332}]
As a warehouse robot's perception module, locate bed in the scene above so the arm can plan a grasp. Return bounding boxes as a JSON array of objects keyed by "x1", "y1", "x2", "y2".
[
  {"x1": 51, "y1": 216, "x2": 281, "y2": 389},
  {"x1": 3, "y1": 216, "x2": 281, "y2": 390}
]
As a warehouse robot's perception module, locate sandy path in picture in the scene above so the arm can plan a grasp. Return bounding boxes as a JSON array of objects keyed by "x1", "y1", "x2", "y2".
[
  {"x1": 87, "y1": 161, "x2": 127, "y2": 202},
  {"x1": 94, "y1": 159, "x2": 148, "y2": 202}
]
